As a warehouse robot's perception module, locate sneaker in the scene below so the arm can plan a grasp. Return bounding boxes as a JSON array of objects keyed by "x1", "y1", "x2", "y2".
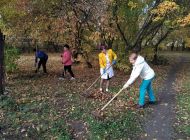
[
  {"x1": 59, "y1": 77, "x2": 65, "y2": 80},
  {"x1": 106, "y1": 88, "x2": 109, "y2": 92},
  {"x1": 136, "y1": 105, "x2": 144, "y2": 109},
  {"x1": 70, "y1": 77, "x2": 75, "y2": 80},
  {"x1": 100, "y1": 88, "x2": 103, "y2": 92},
  {"x1": 149, "y1": 101, "x2": 157, "y2": 105}
]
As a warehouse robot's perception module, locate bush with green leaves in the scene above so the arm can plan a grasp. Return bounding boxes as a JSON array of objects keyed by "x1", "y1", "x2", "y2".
[
  {"x1": 115, "y1": 53, "x2": 131, "y2": 73},
  {"x1": 4, "y1": 45, "x2": 20, "y2": 73}
]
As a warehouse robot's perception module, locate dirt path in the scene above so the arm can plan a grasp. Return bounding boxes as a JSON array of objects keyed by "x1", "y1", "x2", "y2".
[{"x1": 141, "y1": 55, "x2": 190, "y2": 140}]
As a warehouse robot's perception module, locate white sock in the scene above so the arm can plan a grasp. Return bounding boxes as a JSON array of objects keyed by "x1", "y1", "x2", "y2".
[{"x1": 100, "y1": 88, "x2": 103, "y2": 92}]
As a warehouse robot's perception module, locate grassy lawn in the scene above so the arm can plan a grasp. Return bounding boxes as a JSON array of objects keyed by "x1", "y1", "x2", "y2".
[
  {"x1": 0, "y1": 54, "x2": 169, "y2": 139},
  {"x1": 175, "y1": 61, "x2": 190, "y2": 138}
]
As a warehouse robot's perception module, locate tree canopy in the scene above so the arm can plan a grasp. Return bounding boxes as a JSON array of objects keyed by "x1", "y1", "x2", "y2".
[{"x1": 0, "y1": 0, "x2": 190, "y2": 53}]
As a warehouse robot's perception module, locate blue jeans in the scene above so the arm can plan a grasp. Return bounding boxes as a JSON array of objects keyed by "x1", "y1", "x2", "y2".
[{"x1": 139, "y1": 78, "x2": 156, "y2": 106}]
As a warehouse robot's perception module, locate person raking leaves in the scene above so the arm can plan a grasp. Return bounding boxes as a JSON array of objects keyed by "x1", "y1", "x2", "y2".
[
  {"x1": 122, "y1": 51, "x2": 156, "y2": 108},
  {"x1": 59, "y1": 44, "x2": 75, "y2": 80},
  {"x1": 34, "y1": 48, "x2": 48, "y2": 74},
  {"x1": 99, "y1": 45, "x2": 117, "y2": 92}
]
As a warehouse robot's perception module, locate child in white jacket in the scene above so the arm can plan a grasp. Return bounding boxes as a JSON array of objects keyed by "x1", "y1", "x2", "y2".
[{"x1": 123, "y1": 52, "x2": 156, "y2": 108}]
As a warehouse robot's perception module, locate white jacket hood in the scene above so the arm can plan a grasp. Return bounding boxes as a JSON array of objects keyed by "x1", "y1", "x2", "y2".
[
  {"x1": 126, "y1": 55, "x2": 155, "y2": 86},
  {"x1": 134, "y1": 55, "x2": 145, "y2": 65}
]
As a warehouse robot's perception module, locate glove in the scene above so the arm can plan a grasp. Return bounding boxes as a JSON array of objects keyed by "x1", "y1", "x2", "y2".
[
  {"x1": 103, "y1": 69, "x2": 106, "y2": 74},
  {"x1": 112, "y1": 60, "x2": 116, "y2": 65},
  {"x1": 123, "y1": 83, "x2": 129, "y2": 89}
]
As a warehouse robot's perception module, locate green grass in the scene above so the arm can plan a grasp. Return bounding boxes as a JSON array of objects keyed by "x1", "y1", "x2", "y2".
[
  {"x1": 87, "y1": 111, "x2": 141, "y2": 140},
  {"x1": 0, "y1": 95, "x2": 72, "y2": 139},
  {"x1": 0, "y1": 54, "x2": 171, "y2": 139},
  {"x1": 62, "y1": 86, "x2": 141, "y2": 139},
  {"x1": 0, "y1": 86, "x2": 142, "y2": 139},
  {"x1": 176, "y1": 66, "x2": 190, "y2": 137}
]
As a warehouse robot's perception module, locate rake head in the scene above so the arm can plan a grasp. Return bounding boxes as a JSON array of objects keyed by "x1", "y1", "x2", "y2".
[
  {"x1": 81, "y1": 91, "x2": 93, "y2": 98},
  {"x1": 91, "y1": 109, "x2": 105, "y2": 120}
]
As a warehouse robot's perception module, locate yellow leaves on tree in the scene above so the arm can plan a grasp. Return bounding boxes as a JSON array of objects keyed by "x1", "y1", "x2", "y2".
[
  {"x1": 15, "y1": 0, "x2": 29, "y2": 14},
  {"x1": 52, "y1": 18, "x2": 65, "y2": 34},
  {"x1": 29, "y1": 16, "x2": 67, "y2": 44},
  {"x1": 128, "y1": 1, "x2": 138, "y2": 10},
  {"x1": 105, "y1": 32, "x2": 118, "y2": 41},
  {"x1": 184, "y1": 37, "x2": 190, "y2": 48},
  {"x1": 89, "y1": 31, "x2": 101, "y2": 42},
  {"x1": 177, "y1": 14, "x2": 190, "y2": 27},
  {"x1": 30, "y1": 15, "x2": 50, "y2": 43},
  {"x1": 152, "y1": 1, "x2": 179, "y2": 22},
  {"x1": 89, "y1": 30, "x2": 118, "y2": 44}
]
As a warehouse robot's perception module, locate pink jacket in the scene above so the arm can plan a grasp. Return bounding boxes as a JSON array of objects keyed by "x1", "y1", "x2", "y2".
[{"x1": 61, "y1": 50, "x2": 73, "y2": 66}]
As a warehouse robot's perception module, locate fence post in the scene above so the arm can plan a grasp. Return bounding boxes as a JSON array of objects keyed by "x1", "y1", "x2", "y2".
[{"x1": 0, "y1": 29, "x2": 5, "y2": 94}]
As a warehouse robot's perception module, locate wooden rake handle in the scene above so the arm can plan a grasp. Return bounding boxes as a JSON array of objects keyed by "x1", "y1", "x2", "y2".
[
  {"x1": 100, "y1": 88, "x2": 124, "y2": 111},
  {"x1": 85, "y1": 64, "x2": 114, "y2": 92}
]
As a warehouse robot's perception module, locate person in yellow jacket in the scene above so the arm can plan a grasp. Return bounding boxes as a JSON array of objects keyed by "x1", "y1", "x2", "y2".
[{"x1": 99, "y1": 45, "x2": 117, "y2": 92}]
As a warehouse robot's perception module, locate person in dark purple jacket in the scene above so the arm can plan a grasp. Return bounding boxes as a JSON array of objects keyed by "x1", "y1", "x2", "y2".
[{"x1": 34, "y1": 48, "x2": 48, "y2": 73}]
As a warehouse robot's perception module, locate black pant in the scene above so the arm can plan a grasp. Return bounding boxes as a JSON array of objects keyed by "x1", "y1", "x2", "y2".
[
  {"x1": 63, "y1": 65, "x2": 74, "y2": 77},
  {"x1": 38, "y1": 57, "x2": 48, "y2": 73}
]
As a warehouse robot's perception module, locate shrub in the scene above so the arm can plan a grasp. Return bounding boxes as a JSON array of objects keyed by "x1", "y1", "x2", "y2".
[{"x1": 4, "y1": 45, "x2": 20, "y2": 73}]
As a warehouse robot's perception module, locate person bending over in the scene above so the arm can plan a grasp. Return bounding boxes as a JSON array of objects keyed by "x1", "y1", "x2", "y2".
[
  {"x1": 34, "y1": 48, "x2": 48, "y2": 74},
  {"x1": 123, "y1": 51, "x2": 156, "y2": 108}
]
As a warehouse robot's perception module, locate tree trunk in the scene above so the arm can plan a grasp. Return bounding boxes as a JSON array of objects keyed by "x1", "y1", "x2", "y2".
[
  {"x1": 152, "y1": 45, "x2": 158, "y2": 65},
  {"x1": 0, "y1": 31, "x2": 5, "y2": 94},
  {"x1": 152, "y1": 29, "x2": 171, "y2": 65}
]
